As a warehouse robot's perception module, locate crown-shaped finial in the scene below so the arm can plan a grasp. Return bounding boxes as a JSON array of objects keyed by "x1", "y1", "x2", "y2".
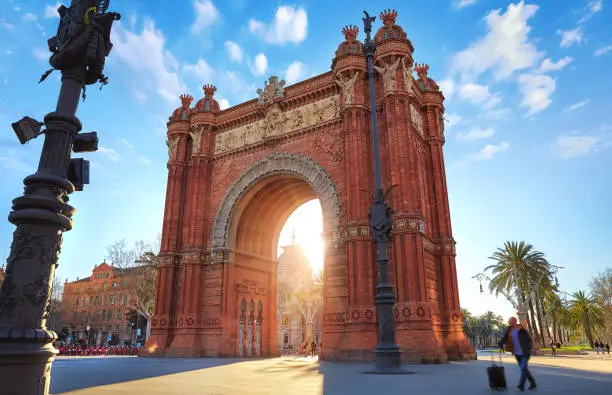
[
  {"x1": 342, "y1": 25, "x2": 359, "y2": 43},
  {"x1": 179, "y1": 94, "x2": 194, "y2": 107},
  {"x1": 380, "y1": 9, "x2": 398, "y2": 26},
  {"x1": 203, "y1": 84, "x2": 217, "y2": 98},
  {"x1": 414, "y1": 63, "x2": 430, "y2": 79}
]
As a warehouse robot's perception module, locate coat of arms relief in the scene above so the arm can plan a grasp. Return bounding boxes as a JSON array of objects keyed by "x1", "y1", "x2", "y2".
[{"x1": 214, "y1": 76, "x2": 340, "y2": 155}]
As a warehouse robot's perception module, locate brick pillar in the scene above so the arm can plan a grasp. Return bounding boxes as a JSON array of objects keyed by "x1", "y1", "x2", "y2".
[{"x1": 142, "y1": 123, "x2": 189, "y2": 357}]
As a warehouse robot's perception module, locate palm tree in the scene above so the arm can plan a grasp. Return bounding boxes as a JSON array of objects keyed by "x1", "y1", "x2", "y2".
[
  {"x1": 485, "y1": 241, "x2": 553, "y2": 347},
  {"x1": 567, "y1": 290, "x2": 604, "y2": 347}
]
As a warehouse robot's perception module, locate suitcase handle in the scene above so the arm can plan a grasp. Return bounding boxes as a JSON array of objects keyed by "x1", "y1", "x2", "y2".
[{"x1": 491, "y1": 347, "x2": 503, "y2": 365}]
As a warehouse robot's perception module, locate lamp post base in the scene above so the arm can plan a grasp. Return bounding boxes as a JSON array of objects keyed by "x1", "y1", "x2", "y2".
[
  {"x1": 363, "y1": 347, "x2": 414, "y2": 374},
  {"x1": 0, "y1": 330, "x2": 58, "y2": 395}
]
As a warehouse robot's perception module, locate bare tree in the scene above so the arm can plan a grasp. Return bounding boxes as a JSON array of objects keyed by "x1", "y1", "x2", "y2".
[{"x1": 106, "y1": 239, "x2": 161, "y2": 341}]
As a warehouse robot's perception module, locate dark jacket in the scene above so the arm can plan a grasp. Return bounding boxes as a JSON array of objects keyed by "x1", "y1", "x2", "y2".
[{"x1": 499, "y1": 326, "x2": 533, "y2": 356}]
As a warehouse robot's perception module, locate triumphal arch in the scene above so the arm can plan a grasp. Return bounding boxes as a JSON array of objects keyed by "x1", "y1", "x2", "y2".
[{"x1": 143, "y1": 10, "x2": 475, "y2": 362}]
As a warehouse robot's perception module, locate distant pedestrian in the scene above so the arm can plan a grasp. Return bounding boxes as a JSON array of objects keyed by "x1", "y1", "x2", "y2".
[
  {"x1": 311, "y1": 341, "x2": 317, "y2": 357},
  {"x1": 595, "y1": 341, "x2": 600, "y2": 354},
  {"x1": 606, "y1": 343, "x2": 610, "y2": 354},
  {"x1": 499, "y1": 317, "x2": 536, "y2": 391},
  {"x1": 550, "y1": 342, "x2": 556, "y2": 357}
]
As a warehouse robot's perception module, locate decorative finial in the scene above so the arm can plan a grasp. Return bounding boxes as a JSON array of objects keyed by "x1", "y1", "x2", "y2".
[
  {"x1": 179, "y1": 94, "x2": 194, "y2": 108},
  {"x1": 414, "y1": 63, "x2": 430, "y2": 80},
  {"x1": 380, "y1": 9, "x2": 398, "y2": 27},
  {"x1": 342, "y1": 25, "x2": 359, "y2": 44},
  {"x1": 203, "y1": 84, "x2": 217, "y2": 98}
]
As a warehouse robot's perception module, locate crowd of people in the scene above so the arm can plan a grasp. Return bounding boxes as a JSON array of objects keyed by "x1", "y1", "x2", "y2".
[{"x1": 57, "y1": 344, "x2": 141, "y2": 356}]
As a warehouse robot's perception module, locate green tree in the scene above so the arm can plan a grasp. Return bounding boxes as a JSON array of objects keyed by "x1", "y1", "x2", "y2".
[
  {"x1": 567, "y1": 290, "x2": 604, "y2": 347},
  {"x1": 589, "y1": 269, "x2": 612, "y2": 342},
  {"x1": 486, "y1": 241, "x2": 553, "y2": 347}
]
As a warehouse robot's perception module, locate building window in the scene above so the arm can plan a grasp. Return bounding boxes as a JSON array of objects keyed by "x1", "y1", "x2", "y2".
[
  {"x1": 109, "y1": 295, "x2": 115, "y2": 305},
  {"x1": 103, "y1": 283, "x2": 107, "y2": 289},
  {"x1": 116, "y1": 312, "x2": 122, "y2": 320},
  {"x1": 284, "y1": 333, "x2": 289, "y2": 344},
  {"x1": 113, "y1": 282, "x2": 119, "y2": 288},
  {"x1": 115, "y1": 324, "x2": 120, "y2": 334},
  {"x1": 107, "y1": 310, "x2": 113, "y2": 320}
]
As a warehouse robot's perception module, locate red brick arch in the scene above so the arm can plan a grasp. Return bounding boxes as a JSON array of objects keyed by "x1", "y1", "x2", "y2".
[{"x1": 143, "y1": 10, "x2": 475, "y2": 362}]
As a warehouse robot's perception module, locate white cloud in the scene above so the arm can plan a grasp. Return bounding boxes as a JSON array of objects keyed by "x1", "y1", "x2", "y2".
[
  {"x1": 137, "y1": 156, "x2": 152, "y2": 165},
  {"x1": 224, "y1": 41, "x2": 243, "y2": 63},
  {"x1": 90, "y1": 161, "x2": 116, "y2": 178},
  {"x1": 33, "y1": 47, "x2": 48, "y2": 60},
  {"x1": 248, "y1": 6, "x2": 308, "y2": 45},
  {"x1": 111, "y1": 19, "x2": 184, "y2": 102},
  {"x1": 191, "y1": 0, "x2": 219, "y2": 34},
  {"x1": 222, "y1": 71, "x2": 255, "y2": 101},
  {"x1": 131, "y1": 89, "x2": 148, "y2": 102},
  {"x1": 457, "y1": 141, "x2": 510, "y2": 166},
  {"x1": 451, "y1": 2, "x2": 543, "y2": 81},
  {"x1": 579, "y1": 0, "x2": 604, "y2": 24},
  {"x1": 537, "y1": 57, "x2": 573, "y2": 73},
  {"x1": 251, "y1": 53, "x2": 268, "y2": 76},
  {"x1": 285, "y1": 61, "x2": 305, "y2": 84},
  {"x1": 98, "y1": 146, "x2": 120, "y2": 162},
  {"x1": 183, "y1": 58, "x2": 214, "y2": 82},
  {"x1": 23, "y1": 13, "x2": 37, "y2": 22},
  {"x1": 457, "y1": 127, "x2": 495, "y2": 141},
  {"x1": 552, "y1": 135, "x2": 600, "y2": 158},
  {"x1": 218, "y1": 97, "x2": 230, "y2": 110},
  {"x1": 517, "y1": 73, "x2": 555, "y2": 116},
  {"x1": 44, "y1": 3, "x2": 61, "y2": 19},
  {"x1": 439, "y1": 79, "x2": 456, "y2": 99},
  {"x1": 120, "y1": 138, "x2": 135, "y2": 150},
  {"x1": 594, "y1": 45, "x2": 612, "y2": 56},
  {"x1": 0, "y1": 20, "x2": 15, "y2": 29},
  {"x1": 484, "y1": 107, "x2": 511, "y2": 120},
  {"x1": 564, "y1": 99, "x2": 590, "y2": 112},
  {"x1": 455, "y1": 0, "x2": 478, "y2": 8},
  {"x1": 557, "y1": 27, "x2": 583, "y2": 48},
  {"x1": 458, "y1": 83, "x2": 501, "y2": 109}
]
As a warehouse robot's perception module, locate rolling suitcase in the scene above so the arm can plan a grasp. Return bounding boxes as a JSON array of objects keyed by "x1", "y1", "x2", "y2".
[{"x1": 487, "y1": 349, "x2": 507, "y2": 391}]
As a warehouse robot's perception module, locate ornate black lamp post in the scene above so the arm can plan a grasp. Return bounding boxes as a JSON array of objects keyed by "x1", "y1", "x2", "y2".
[
  {"x1": 362, "y1": 11, "x2": 403, "y2": 372},
  {"x1": 0, "y1": 2, "x2": 119, "y2": 394}
]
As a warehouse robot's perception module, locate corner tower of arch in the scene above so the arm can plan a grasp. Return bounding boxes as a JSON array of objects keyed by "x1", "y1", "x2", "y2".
[{"x1": 143, "y1": 9, "x2": 475, "y2": 363}]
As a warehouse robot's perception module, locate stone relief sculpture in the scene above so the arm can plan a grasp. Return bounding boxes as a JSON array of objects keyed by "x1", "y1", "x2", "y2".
[
  {"x1": 402, "y1": 57, "x2": 415, "y2": 92},
  {"x1": 410, "y1": 103, "x2": 424, "y2": 135},
  {"x1": 374, "y1": 57, "x2": 401, "y2": 94},
  {"x1": 334, "y1": 71, "x2": 360, "y2": 105},
  {"x1": 166, "y1": 136, "x2": 180, "y2": 161},
  {"x1": 214, "y1": 95, "x2": 341, "y2": 155},
  {"x1": 189, "y1": 125, "x2": 203, "y2": 154},
  {"x1": 257, "y1": 76, "x2": 286, "y2": 105}
]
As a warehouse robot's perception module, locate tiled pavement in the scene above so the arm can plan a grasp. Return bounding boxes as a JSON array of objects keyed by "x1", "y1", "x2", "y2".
[{"x1": 50, "y1": 351, "x2": 612, "y2": 395}]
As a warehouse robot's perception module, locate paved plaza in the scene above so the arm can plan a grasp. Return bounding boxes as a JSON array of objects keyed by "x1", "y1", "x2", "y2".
[{"x1": 50, "y1": 352, "x2": 612, "y2": 395}]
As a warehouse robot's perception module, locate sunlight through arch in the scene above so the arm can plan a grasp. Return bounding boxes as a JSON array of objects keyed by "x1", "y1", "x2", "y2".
[{"x1": 277, "y1": 199, "x2": 323, "y2": 274}]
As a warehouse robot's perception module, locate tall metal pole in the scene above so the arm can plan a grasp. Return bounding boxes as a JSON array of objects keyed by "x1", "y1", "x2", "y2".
[
  {"x1": 362, "y1": 10, "x2": 402, "y2": 371},
  {"x1": 0, "y1": 2, "x2": 119, "y2": 394}
]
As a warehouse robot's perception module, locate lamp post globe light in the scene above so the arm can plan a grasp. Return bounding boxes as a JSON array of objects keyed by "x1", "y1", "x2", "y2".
[
  {"x1": 362, "y1": 11, "x2": 408, "y2": 374},
  {"x1": 0, "y1": 2, "x2": 120, "y2": 394}
]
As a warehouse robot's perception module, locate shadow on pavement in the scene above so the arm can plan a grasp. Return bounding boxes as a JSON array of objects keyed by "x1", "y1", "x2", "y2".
[
  {"x1": 318, "y1": 357, "x2": 612, "y2": 395},
  {"x1": 50, "y1": 356, "x2": 243, "y2": 394}
]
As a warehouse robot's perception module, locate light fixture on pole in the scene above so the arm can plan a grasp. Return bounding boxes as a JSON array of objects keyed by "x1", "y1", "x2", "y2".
[
  {"x1": 0, "y1": 2, "x2": 120, "y2": 394},
  {"x1": 361, "y1": 10, "x2": 410, "y2": 374}
]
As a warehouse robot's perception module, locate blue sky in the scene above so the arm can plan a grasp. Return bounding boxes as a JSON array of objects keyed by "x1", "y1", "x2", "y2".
[{"x1": 1, "y1": 0, "x2": 611, "y2": 320}]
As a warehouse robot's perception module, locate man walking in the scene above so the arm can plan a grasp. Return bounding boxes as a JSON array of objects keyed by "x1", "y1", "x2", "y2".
[{"x1": 499, "y1": 317, "x2": 537, "y2": 391}]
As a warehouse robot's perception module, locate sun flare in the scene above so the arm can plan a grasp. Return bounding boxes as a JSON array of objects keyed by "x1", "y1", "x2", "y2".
[{"x1": 278, "y1": 199, "x2": 324, "y2": 273}]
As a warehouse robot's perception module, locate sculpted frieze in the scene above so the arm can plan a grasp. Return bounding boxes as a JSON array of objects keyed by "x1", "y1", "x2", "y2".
[
  {"x1": 410, "y1": 103, "x2": 424, "y2": 136},
  {"x1": 214, "y1": 95, "x2": 340, "y2": 155}
]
